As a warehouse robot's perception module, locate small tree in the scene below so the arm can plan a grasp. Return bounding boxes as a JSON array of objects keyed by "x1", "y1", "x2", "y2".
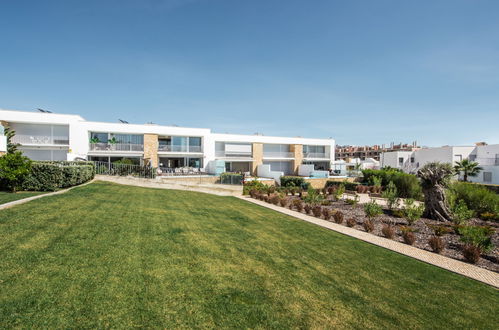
[
  {"x1": 454, "y1": 159, "x2": 482, "y2": 182},
  {"x1": 0, "y1": 151, "x2": 32, "y2": 192},
  {"x1": 4, "y1": 126, "x2": 20, "y2": 154},
  {"x1": 382, "y1": 181, "x2": 399, "y2": 210},
  {"x1": 417, "y1": 162, "x2": 453, "y2": 222}
]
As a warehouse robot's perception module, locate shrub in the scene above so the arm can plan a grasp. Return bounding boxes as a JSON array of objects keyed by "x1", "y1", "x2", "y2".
[
  {"x1": 263, "y1": 196, "x2": 269, "y2": 203},
  {"x1": 279, "y1": 198, "x2": 287, "y2": 207},
  {"x1": 312, "y1": 205, "x2": 322, "y2": 217},
  {"x1": 382, "y1": 181, "x2": 399, "y2": 210},
  {"x1": 304, "y1": 204, "x2": 312, "y2": 215},
  {"x1": 402, "y1": 199, "x2": 425, "y2": 225},
  {"x1": 20, "y1": 161, "x2": 95, "y2": 192},
  {"x1": 400, "y1": 227, "x2": 417, "y2": 245},
  {"x1": 303, "y1": 187, "x2": 324, "y2": 205},
  {"x1": 344, "y1": 196, "x2": 359, "y2": 207},
  {"x1": 381, "y1": 225, "x2": 395, "y2": 239},
  {"x1": 447, "y1": 182, "x2": 499, "y2": 221},
  {"x1": 322, "y1": 208, "x2": 331, "y2": 220},
  {"x1": 428, "y1": 225, "x2": 451, "y2": 237},
  {"x1": 243, "y1": 180, "x2": 268, "y2": 195},
  {"x1": 362, "y1": 168, "x2": 422, "y2": 199},
  {"x1": 458, "y1": 225, "x2": 494, "y2": 253},
  {"x1": 363, "y1": 200, "x2": 383, "y2": 219},
  {"x1": 280, "y1": 176, "x2": 309, "y2": 189},
  {"x1": 333, "y1": 210, "x2": 344, "y2": 224},
  {"x1": 452, "y1": 200, "x2": 475, "y2": 224},
  {"x1": 429, "y1": 236, "x2": 445, "y2": 253},
  {"x1": 332, "y1": 184, "x2": 345, "y2": 201},
  {"x1": 356, "y1": 185, "x2": 369, "y2": 194},
  {"x1": 0, "y1": 151, "x2": 32, "y2": 192},
  {"x1": 326, "y1": 180, "x2": 359, "y2": 191},
  {"x1": 292, "y1": 199, "x2": 304, "y2": 212},
  {"x1": 346, "y1": 218, "x2": 356, "y2": 227},
  {"x1": 462, "y1": 245, "x2": 481, "y2": 264},
  {"x1": 370, "y1": 175, "x2": 382, "y2": 188},
  {"x1": 363, "y1": 219, "x2": 374, "y2": 232}
]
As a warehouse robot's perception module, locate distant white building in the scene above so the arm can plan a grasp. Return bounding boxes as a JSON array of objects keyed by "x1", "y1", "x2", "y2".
[
  {"x1": 380, "y1": 144, "x2": 499, "y2": 185},
  {"x1": 332, "y1": 157, "x2": 380, "y2": 176}
]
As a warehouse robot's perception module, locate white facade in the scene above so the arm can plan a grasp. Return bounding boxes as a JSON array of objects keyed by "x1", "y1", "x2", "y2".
[
  {"x1": 380, "y1": 145, "x2": 499, "y2": 184},
  {"x1": 0, "y1": 109, "x2": 335, "y2": 175}
]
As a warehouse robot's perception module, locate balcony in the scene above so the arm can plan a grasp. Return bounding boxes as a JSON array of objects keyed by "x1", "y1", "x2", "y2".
[
  {"x1": 158, "y1": 145, "x2": 203, "y2": 153},
  {"x1": 216, "y1": 151, "x2": 252, "y2": 158},
  {"x1": 11, "y1": 135, "x2": 69, "y2": 146},
  {"x1": 89, "y1": 143, "x2": 144, "y2": 152},
  {"x1": 475, "y1": 157, "x2": 499, "y2": 166},
  {"x1": 263, "y1": 151, "x2": 294, "y2": 158},
  {"x1": 303, "y1": 152, "x2": 329, "y2": 159}
]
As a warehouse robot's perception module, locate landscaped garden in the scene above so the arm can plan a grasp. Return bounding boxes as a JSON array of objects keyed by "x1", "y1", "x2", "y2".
[
  {"x1": 0, "y1": 181, "x2": 498, "y2": 328},
  {"x1": 247, "y1": 165, "x2": 499, "y2": 272}
]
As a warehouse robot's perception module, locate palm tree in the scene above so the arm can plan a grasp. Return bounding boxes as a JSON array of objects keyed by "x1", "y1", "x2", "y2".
[
  {"x1": 454, "y1": 159, "x2": 482, "y2": 182},
  {"x1": 417, "y1": 162, "x2": 454, "y2": 222}
]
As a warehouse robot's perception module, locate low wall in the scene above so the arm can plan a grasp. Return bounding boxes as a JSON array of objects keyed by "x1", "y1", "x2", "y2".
[
  {"x1": 159, "y1": 176, "x2": 219, "y2": 184},
  {"x1": 305, "y1": 176, "x2": 357, "y2": 189}
]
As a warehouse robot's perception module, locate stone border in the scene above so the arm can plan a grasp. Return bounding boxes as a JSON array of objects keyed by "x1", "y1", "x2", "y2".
[
  {"x1": 0, "y1": 180, "x2": 95, "y2": 211},
  {"x1": 238, "y1": 196, "x2": 499, "y2": 288}
]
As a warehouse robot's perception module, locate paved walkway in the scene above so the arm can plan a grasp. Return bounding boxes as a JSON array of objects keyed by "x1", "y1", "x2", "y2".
[
  {"x1": 238, "y1": 196, "x2": 499, "y2": 288},
  {"x1": 96, "y1": 175, "x2": 243, "y2": 196}
]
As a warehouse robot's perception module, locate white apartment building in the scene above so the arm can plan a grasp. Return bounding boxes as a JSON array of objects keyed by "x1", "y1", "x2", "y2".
[
  {"x1": 380, "y1": 144, "x2": 499, "y2": 185},
  {"x1": 0, "y1": 109, "x2": 335, "y2": 176}
]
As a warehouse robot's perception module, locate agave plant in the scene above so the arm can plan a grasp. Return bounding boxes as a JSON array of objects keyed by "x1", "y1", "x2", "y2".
[{"x1": 417, "y1": 162, "x2": 453, "y2": 222}]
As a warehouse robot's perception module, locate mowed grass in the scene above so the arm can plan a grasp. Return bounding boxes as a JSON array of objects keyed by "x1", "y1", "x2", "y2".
[
  {"x1": 0, "y1": 190, "x2": 46, "y2": 205},
  {"x1": 0, "y1": 182, "x2": 497, "y2": 328}
]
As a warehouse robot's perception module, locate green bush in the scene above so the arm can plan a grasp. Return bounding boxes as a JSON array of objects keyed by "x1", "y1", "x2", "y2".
[
  {"x1": 452, "y1": 200, "x2": 474, "y2": 224},
  {"x1": 326, "y1": 180, "x2": 359, "y2": 191},
  {"x1": 402, "y1": 199, "x2": 425, "y2": 225},
  {"x1": 280, "y1": 176, "x2": 309, "y2": 189},
  {"x1": 447, "y1": 182, "x2": 499, "y2": 221},
  {"x1": 382, "y1": 181, "x2": 399, "y2": 210},
  {"x1": 0, "y1": 152, "x2": 32, "y2": 192},
  {"x1": 361, "y1": 169, "x2": 422, "y2": 199},
  {"x1": 363, "y1": 200, "x2": 383, "y2": 219},
  {"x1": 21, "y1": 161, "x2": 95, "y2": 191},
  {"x1": 458, "y1": 225, "x2": 495, "y2": 253}
]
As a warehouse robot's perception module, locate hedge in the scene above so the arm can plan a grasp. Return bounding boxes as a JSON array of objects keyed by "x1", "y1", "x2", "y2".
[
  {"x1": 280, "y1": 176, "x2": 310, "y2": 189},
  {"x1": 21, "y1": 161, "x2": 95, "y2": 191},
  {"x1": 361, "y1": 169, "x2": 422, "y2": 199},
  {"x1": 447, "y1": 182, "x2": 499, "y2": 221},
  {"x1": 326, "y1": 180, "x2": 360, "y2": 191}
]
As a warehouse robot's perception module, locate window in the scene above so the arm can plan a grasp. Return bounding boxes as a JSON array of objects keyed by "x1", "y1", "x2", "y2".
[
  {"x1": 263, "y1": 161, "x2": 292, "y2": 174},
  {"x1": 455, "y1": 154, "x2": 462, "y2": 162},
  {"x1": 188, "y1": 137, "x2": 201, "y2": 147},
  {"x1": 398, "y1": 157, "x2": 404, "y2": 165},
  {"x1": 483, "y1": 172, "x2": 492, "y2": 183},
  {"x1": 410, "y1": 157, "x2": 415, "y2": 163},
  {"x1": 469, "y1": 154, "x2": 476, "y2": 161}
]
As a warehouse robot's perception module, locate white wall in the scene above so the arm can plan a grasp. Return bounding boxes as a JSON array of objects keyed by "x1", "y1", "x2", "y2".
[
  {"x1": 0, "y1": 136, "x2": 6, "y2": 152},
  {"x1": 257, "y1": 164, "x2": 284, "y2": 185},
  {"x1": 380, "y1": 151, "x2": 413, "y2": 169},
  {"x1": 298, "y1": 164, "x2": 315, "y2": 176}
]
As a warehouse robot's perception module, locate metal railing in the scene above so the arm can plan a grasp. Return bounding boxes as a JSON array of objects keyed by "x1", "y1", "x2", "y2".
[
  {"x1": 158, "y1": 145, "x2": 203, "y2": 152},
  {"x1": 11, "y1": 135, "x2": 69, "y2": 145},
  {"x1": 159, "y1": 167, "x2": 207, "y2": 176},
  {"x1": 89, "y1": 143, "x2": 144, "y2": 152},
  {"x1": 263, "y1": 152, "x2": 294, "y2": 158},
  {"x1": 219, "y1": 173, "x2": 244, "y2": 185},
  {"x1": 215, "y1": 151, "x2": 253, "y2": 158},
  {"x1": 94, "y1": 161, "x2": 156, "y2": 178},
  {"x1": 303, "y1": 152, "x2": 329, "y2": 159}
]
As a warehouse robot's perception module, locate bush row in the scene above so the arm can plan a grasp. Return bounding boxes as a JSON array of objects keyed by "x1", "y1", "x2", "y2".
[
  {"x1": 361, "y1": 169, "x2": 422, "y2": 199},
  {"x1": 21, "y1": 162, "x2": 95, "y2": 191},
  {"x1": 280, "y1": 176, "x2": 310, "y2": 189},
  {"x1": 447, "y1": 182, "x2": 498, "y2": 221}
]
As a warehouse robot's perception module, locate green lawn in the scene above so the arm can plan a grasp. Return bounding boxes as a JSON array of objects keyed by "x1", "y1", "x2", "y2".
[
  {"x1": 0, "y1": 181, "x2": 497, "y2": 328},
  {"x1": 0, "y1": 190, "x2": 46, "y2": 205}
]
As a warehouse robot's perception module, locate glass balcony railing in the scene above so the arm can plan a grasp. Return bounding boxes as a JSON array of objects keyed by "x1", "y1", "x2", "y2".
[
  {"x1": 12, "y1": 135, "x2": 70, "y2": 145},
  {"x1": 216, "y1": 151, "x2": 252, "y2": 158},
  {"x1": 303, "y1": 152, "x2": 329, "y2": 159},
  {"x1": 263, "y1": 152, "x2": 294, "y2": 158},
  {"x1": 158, "y1": 145, "x2": 203, "y2": 153},
  {"x1": 89, "y1": 143, "x2": 144, "y2": 152}
]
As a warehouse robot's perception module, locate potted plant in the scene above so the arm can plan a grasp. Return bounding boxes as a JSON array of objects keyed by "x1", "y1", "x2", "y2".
[{"x1": 108, "y1": 136, "x2": 118, "y2": 150}]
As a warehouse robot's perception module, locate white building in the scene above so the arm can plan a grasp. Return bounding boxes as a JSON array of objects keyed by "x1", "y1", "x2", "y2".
[
  {"x1": 0, "y1": 109, "x2": 335, "y2": 177},
  {"x1": 380, "y1": 144, "x2": 499, "y2": 185}
]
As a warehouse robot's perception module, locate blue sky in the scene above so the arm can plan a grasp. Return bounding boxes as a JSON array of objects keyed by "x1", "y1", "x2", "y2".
[{"x1": 1, "y1": 0, "x2": 498, "y2": 146}]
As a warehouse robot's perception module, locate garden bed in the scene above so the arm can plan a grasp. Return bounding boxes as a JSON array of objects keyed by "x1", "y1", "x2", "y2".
[{"x1": 250, "y1": 191, "x2": 499, "y2": 273}]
